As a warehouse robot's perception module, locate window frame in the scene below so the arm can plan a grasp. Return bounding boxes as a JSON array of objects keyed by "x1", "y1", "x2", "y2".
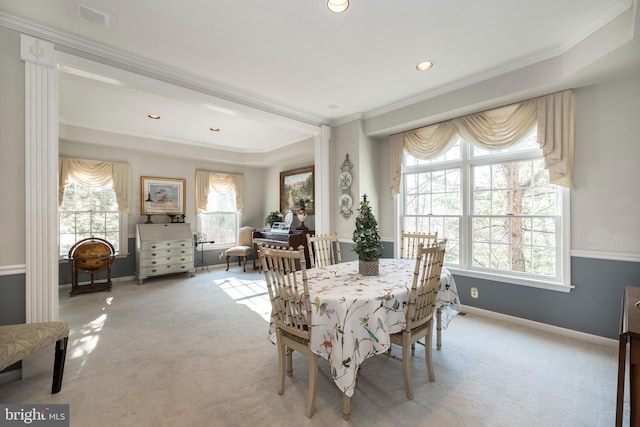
[
  {"x1": 58, "y1": 179, "x2": 128, "y2": 259},
  {"x1": 196, "y1": 190, "x2": 239, "y2": 251},
  {"x1": 401, "y1": 140, "x2": 571, "y2": 292}
]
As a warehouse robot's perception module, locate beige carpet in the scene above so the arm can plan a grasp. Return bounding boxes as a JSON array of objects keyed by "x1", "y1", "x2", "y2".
[{"x1": 0, "y1": 267, "x2": 629, "y2": 426}]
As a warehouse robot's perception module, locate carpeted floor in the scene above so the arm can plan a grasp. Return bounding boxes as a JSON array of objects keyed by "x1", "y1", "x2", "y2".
[{"x1": 0, "y1": 267, "x2": 629, "y2": 426}]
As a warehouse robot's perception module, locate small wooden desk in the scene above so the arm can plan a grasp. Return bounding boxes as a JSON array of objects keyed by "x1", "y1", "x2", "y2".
[{"x1": 616, "y1": 286, "x2": 640, "y2": 426}]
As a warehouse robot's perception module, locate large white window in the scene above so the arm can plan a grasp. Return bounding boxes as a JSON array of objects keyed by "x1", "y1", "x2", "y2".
[
  {"x1": 402, "y1": 134, "x2": 569, "y2": 288},
  {"x1": 59, "y1": 178, "x2": 127, "y2": 256},
  {"x1": 197, "y1": 190, "x2": 238, "y2": 246},
  {"x1": 58, "y1": 157, "x2": 131, "y2": 258},
  {"x1": 195, "y1": 170, "x2": 244, "y2": 248}
]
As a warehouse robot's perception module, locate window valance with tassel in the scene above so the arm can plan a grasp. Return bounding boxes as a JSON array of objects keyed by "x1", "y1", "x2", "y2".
[
  {"x1": 195, "y1": 170, "x2": 244, "y2": 214},
  {"x1": 390, "y1": 90, "x2": 574, "y2": 196},
  {"x1": 59, "y1": 157, "x2": 131, "y2": 213}
]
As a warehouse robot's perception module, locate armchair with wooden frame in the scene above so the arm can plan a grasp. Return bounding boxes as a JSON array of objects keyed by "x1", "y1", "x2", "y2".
[
  {"x1": 306, "y1": 233, "x2": 342, "y2": 268},
  {"x1": 389, "y1": 240, "x2": 447, "y2": 400},
  {"x1": 225, "y1": 226, "x2": 255, "y2": 272}
]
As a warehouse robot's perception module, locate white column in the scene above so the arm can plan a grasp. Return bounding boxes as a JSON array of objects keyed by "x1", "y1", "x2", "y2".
[
  {"x1": 20, "y1": 34, "x2": 59, "y2": 322},
  {"x1": 314, "y1": 125, "x2": 331, "y2": 235}
]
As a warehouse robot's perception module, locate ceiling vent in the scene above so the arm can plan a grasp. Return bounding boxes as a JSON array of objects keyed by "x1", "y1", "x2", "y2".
[{"x1": 77, "y1": 3, "x2": 109, "y2": 27}]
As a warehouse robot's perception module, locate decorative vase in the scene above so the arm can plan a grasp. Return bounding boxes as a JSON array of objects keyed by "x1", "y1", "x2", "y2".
[
  {"x1": 359, "y1": 259, "x2": 379, "y2": 276},
  {"x1": 296, "y1": 209, "x2": 308, "y2": 231}
]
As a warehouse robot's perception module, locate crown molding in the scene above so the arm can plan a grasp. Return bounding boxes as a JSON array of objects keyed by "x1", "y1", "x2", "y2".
[{"x1": 0, "y1": 11, "x2": 326, "y2": 127}]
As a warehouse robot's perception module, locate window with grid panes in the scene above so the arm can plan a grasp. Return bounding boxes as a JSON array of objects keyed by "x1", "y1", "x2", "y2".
[
  {"x1": 59, "y1": 178, "x2": 125, "y2": 257},
  {"x1": 402, "y1": 133, "x2": 569, "y2": 287},
  {"x1": 197, "y1": 190, "x2": 238, "y2": 245}
]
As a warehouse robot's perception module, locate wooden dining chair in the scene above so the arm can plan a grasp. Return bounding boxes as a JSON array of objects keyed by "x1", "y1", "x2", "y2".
[
  {"x1": 306, "y1": 233, "x2": 342, "y2": 268},
  {"x1": 400, "y1": 231, "x2": 440, "y2": 353},
  {"x1": 400, "y1": 230, "x2": 438, "y2": 259},
  {"x1": 390, "y1": 239, "x2": 447, "y2": 400},
  {"x1": 260, "y1": 244, "x2": 319, "y2": 418}
]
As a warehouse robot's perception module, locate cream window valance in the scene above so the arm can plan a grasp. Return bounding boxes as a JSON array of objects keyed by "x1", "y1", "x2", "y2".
[
  {"x1": 195, "y1": 170, "x2": 244, "y2": 214},
  {"x1": 390, "y1": 90, "x2": 574, "y2": 196},
  {"x1": 58, "y1": 157, "x2": 131, "y2": 213}
]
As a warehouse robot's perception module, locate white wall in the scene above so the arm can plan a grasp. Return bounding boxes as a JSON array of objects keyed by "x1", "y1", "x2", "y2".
[
  {"x1": 60, "y1": 140, "x2": 267, "y2": 236},
  {"x1": 331, "y1": 121, "x2": 360, "y2": 240},
  {"x1": 0, "y1": 26, "x2": 25, "y2": 265},
  {"x1": 571, "y1": 70, "x2": 640, "y2": 255}
]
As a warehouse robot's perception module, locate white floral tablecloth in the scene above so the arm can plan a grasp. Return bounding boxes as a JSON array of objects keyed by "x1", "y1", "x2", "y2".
[{"x1": 268, "y1": 258, "x2": 460, "y2": 398}]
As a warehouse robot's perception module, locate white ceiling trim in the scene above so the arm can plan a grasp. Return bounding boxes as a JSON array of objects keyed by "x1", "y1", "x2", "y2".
[
  {"x1": 54, "y1": 51, "x2": 321, "y2": 137},
  {"x1": 363, "y1": 0, "x2": 634, "y2": 122},
  {"x1": 0, "y1": 11, "x2": 326, "y2": 126}
]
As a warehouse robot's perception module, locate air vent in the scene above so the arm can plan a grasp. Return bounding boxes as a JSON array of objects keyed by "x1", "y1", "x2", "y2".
[{"x1": 77, "y1": 3, "x2": 110, "y2": 27}]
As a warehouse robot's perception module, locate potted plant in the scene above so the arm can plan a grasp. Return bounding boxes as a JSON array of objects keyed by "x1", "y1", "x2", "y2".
[
  {"x1": 352, "y1": 194, "x2": 383, "y2": 275},
  {"x1": 264, "y1": 211, "x2": 282, "y2": 228}
]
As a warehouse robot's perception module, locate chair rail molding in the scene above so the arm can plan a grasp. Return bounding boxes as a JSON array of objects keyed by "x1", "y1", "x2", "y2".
[
  {"x1": 20, "y1": 34, "x2": 59, "y2": 322},
  {"x1": 0, "y1": 265, "x2": 27, "y2": 277}
]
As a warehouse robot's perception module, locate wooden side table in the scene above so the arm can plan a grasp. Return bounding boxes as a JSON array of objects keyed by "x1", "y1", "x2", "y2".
[{"x1": 616, "y1": 286, "x2": 640, "y2": 426}]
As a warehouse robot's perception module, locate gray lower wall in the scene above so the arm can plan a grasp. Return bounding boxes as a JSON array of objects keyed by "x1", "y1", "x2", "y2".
[{"x1": 1, "y1": 239, "x2": 639, "y2": 339}]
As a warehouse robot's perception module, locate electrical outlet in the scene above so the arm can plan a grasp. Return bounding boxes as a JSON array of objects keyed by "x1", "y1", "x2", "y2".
[
  {"x1": 218, "y1": 252, "x2": 224, "y2": 260},
  {"x1": 471, "y1": 287, "x2": 479, "y2": 298}
]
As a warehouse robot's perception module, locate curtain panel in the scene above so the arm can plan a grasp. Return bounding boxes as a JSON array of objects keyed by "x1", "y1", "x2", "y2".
[
  {"x1": 389, "y1": 90, "x2": 574, "y2": 197},
  {"x1": 195, "y1": 170, "x2": 244, "y2": 214},
  {"x1": 58, "y1": 157, "x2": 131, "y2": 213}
]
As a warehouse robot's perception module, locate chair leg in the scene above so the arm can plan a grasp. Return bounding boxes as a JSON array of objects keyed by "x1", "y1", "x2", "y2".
[
  {"x1": 225, "y1": 255, "x2": 230, "y2": 271},
  {"x1": 286, "y1": 348, "x2": 293, "y2": 377},
  {"x1": 402, "y1": 333, "x2": 414, "y2": 400},
  {"x1": 276, "y1": 337, "x2": 286, "y2": 395},
  {"x1": 436, "y1": 307, "x2": 442, "y2": 350},
  {"x1": 426, "y1": 321, "x2": 435, "y2": 382},
  {"x1": 52, "y1": 337, "x2": 68, "y2": 394},
  {"x1": 342, "y1": 392, "x2": 351, "y2": 420},
  {"x1": 242, "y1": 256, "x2": 246, "y2": 272},
  {"x1": 306, "y1": 354, "x2": 318, "y2": 418}
]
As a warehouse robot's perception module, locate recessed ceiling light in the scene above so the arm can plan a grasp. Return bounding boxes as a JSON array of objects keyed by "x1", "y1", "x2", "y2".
[
  {"x1": 327, "y1": 0, "x2": 349, "y2": 13},
  {"x1": 416, "y1": 61, "x2": 435, "y2": 71},
  {"x1": 147, "y1": 114, "x2": 160, "y2": 119},
  {"x1": 210, "y1": 127, "x2": 220, "y2": 132},
  {"x1": 328, "y1": 104, "x2": 340, "y2": 110}
]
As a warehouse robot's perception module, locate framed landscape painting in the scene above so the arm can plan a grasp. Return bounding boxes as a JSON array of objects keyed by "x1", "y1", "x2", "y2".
[
  {"x1": 141, "y1": 177, "x2": 186, "y2": 215},
  {"x1": 280, "y1": 166, "x2": 314, "y2": 214}
]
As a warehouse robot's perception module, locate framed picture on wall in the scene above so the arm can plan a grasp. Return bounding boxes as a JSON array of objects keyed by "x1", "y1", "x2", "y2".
[
  {"x1": 280, "y1": 166, "x2": 314, "y2": 214},
  {"x1": 141, "y1": 176, "x2": 186, "y2": 215}
]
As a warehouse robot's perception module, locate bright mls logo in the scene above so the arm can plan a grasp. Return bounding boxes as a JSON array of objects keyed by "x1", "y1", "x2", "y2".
[{"x1": 1, "y1": 404, "x2": 69, "y2": 426}]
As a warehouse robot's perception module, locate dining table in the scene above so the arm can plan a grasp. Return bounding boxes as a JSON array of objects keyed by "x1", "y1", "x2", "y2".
[{"x1": 267, "y1": 257, "x2": 460, "y2": 415}]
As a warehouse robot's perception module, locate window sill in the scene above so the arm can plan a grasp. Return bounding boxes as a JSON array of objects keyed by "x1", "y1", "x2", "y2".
[{"x1": 445, "y1": 266, "x2": 574, "y2": 293}]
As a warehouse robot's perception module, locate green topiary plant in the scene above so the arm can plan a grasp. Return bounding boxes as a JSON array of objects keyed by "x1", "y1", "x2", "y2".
[{"x1": 352, "y1": 194, "x2": 383, "y2": 262}]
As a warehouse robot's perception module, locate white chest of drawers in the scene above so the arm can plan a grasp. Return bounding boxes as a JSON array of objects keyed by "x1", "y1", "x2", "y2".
[{"x1": 135, "y1": 223, "x2": 195, "y2": 285}]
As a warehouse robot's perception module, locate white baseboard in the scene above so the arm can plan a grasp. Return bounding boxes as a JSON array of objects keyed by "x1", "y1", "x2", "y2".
[{"x1": 461, "y1": 305, "x2": 618, "y2": 348}]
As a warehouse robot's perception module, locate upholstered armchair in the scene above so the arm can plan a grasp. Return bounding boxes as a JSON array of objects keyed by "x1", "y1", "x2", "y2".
[{"x1": 225, "y1": 226, "x2": 255, "y2": 272}]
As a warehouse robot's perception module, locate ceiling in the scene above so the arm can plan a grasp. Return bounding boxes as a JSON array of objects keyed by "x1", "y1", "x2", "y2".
[{"x1": 0, "y1": 0, "x2": 638, "y2": 160}]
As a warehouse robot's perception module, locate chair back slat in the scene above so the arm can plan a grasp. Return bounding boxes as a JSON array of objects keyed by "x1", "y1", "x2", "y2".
[
  {"x1": 400, "y1": 231, "x2": 438, "y2": 260},
  {"x1": 260, "y1": 244, "x2": 311, "y2": 340},
  {"x1": 405, "y1": 240, "x2": 447, "y2": 330},
  {"x1": 306, "y1": 233, "x2": 342, "y2": 268}
]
